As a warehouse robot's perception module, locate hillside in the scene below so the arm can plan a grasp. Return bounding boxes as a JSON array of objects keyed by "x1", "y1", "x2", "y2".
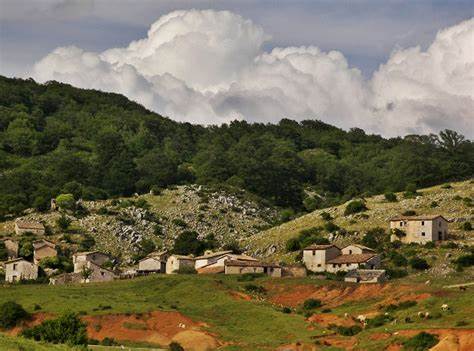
[
  {"x1": 0, "y1": 185, "x2": 276, "y2": 262},
  {"x1": 246, "y1": 180, "x2": 474, "y2": 260}
]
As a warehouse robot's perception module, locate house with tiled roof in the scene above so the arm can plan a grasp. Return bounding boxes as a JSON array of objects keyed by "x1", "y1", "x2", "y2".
[
  {"x1": 5, "y1": 258, "x2": 38, "y2": 282},
  {"x1": 194, "y1": 250, "x2": 258, "y2": 274},
  {"x1": 303, "y1": 243, "x2": 380, "y2": 273},
  {"x1": 138, "y1": 251, "x2": 169, "y2": 273},
  {"x1": 166, "y1": 254, "x2": 195, "y2": 274},
  {"x1": 33, "y1": 239, "x2": 57, "y2": 264},
  {"x1": 389, "y1": 214, "x2": 449, "y2": 244},
  {"x1": 72, "y1": 251, "x2": 110, "y2": 273}
]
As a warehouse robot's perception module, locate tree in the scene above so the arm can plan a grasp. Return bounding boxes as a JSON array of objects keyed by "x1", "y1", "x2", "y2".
[
  {"x1": 409, "y1": 257, "x2": 430, "y2": 270},
  {"x1": 0, "y1": 241, "x2": 8, "y2": 261},
  {"x1": 3, "y1": 117, "x2": 39, "y2": 156},
  {"x1": 56, "y1": 214, "x2": 71, "y2": 231},
  {"x1": 81, "y1": 266, "x2": 93, "y2": 281},
  {"x1": 173, "y1": 231, "x2": 207, "y2": 256},
  {"x1": 0, "y1": 301, "x2": 29, "y2": 329},
  {"x1": 437, "y1": 129, "x2": 466, "y2": 153},
  {"x1": 56, "y1": 194, "x2": 75, "y2": 211},
  {"x1": 361, "y1": 227, "x2": 387, "y2": 250},
  {"x1": 344, "y1": 200, "x2": 367, "y2": 216}
]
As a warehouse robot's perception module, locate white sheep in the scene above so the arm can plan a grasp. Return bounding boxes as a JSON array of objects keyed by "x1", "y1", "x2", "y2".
[{"x1": 441, "y1": 304, "x2": 449, "y2": 311}]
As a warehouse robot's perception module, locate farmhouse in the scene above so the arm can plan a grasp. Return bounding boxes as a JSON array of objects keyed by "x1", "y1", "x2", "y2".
[
  {"x1": 1, "y1": 238, "x2": 19, "y2": 259},
  {"x1": 73, "y1": 251, "x2": 110, "y2": 273},
  {"x1": 166, "y1": 254, "x2": 195, "y2": 274},
  {"x1": 138, "y1": 251, "x2": 169, "y2": 273},
  {"x1": 195, "y1": 250, "x2": 258, "y2": 274},
  {"x1": 224, "y1": 260, "x2": 282, "y2": 277},
  {"x1": 33, "y1": 239, "x2": 57, "y2": 264},
  {"x1": 14, "y1": 219, "x2": 45, "y2": 235},
  {"x1": 303, "y1": 243, "x2": 380, "y2": 273},
  {"x1": 81, "y1": 261, "x2": 115, "y2": 283},
  {"x1": 5, "y1": 258, "x2": 38, "y2": 282},
  {"x1": 389, "y1": 215, "x2": 449, "y2": 244},
  {"x1": 344, "y1": 269, "x2": 386, "y2": 283}
]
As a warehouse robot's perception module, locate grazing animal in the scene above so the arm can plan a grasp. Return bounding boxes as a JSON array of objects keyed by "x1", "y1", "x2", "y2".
[
  {"x1": 344, "y1": 313, "x2": 349, "y2": 318},
  {"x1": 441, "y1": 304, "x2": 449, "y2": 311},
  {"x1": 459, "y1": 286, "x2": 467, "y2": 291}
]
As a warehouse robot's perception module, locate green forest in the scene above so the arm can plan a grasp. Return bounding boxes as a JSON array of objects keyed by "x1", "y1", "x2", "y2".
[{"x1": 0, "y1": 76, "x2": 472, "y2": 218}]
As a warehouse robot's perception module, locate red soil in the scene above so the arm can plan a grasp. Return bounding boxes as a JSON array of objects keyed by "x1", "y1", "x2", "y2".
[
  {"x1": 8, "y1": 312, "x2": 54, "y2": 336},
  {"x1": 229, "y1": 291, "x2": 252, "y2": 301},
  {"x1": 396, "y1": 329, "x2": 474, "y2": 351},
  {"x1": 369, "y1": 332, "x2": 391, "y2": 341}
]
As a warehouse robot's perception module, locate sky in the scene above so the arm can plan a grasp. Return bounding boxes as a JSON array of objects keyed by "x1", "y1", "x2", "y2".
[{"x1": 0, "y1": 0, "x2": 473, "y2": 137}]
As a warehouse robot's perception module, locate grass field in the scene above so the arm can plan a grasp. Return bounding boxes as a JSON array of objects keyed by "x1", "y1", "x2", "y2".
[{"x1": 0, "y1": 272, "x2": 473, "y2": 351}]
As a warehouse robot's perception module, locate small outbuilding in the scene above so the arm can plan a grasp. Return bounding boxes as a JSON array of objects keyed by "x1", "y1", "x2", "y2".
[
  {"x1": 73, "y1": 251, "x2": 110, "y2": 273},
  {"x1": 5, "y1": 258, "x2": 38, "y2": 282},
  {"x1": 224, "y1": 260, "x2": 282, "y2": 277},
  {"x1": 138, "y1": 251, "x2": 168, "y2": 273},
  {"x1": 166, "y1": 255, "x2": 195, "y2": 274},
  {"x1": 14, "y1": 220, "x2": 45, "y2": 235},
  {"x1": 326, "y1": 253, "x2": 380, "y2": 273},
  {"x1": 344, "y1": 269, "x2": 386, "y2": 284},
  {"x1": 33, "y1": 239, "x2": 57, "y2": 264}
]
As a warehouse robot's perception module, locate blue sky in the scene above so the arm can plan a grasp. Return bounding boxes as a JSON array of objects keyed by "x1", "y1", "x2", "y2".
[{"x1": 1, "y1": 0, "x2": 472, "y2": 78}]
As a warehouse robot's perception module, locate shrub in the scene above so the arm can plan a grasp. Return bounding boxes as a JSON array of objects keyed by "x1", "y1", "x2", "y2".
[
  {"x1": 403, "y1": 183, "x2": 419, "y2": 198},
  {"x1": 176, "y1": 266, "x2": 197, "y2": 274},
  {"x1": 172, "y1": 218, "x2": 188, "y2": 228},
  {"x1": 281, "y1": 307, "x2": 292, "y2": 314},
  {"x1": 344, "y1": 200, "x2": 367, "y2": 216},
  {"x1": 244, "y1": 284, "x2": 266, "y2": 294},
  {"x1": 441, "y1": 242, "x2": 458, "y2": 249},
  {"x1": 55, "y1": 194, "x2": 75, "y2": 210},
  {"x1": 150, "y1": 185, "x2": 162, "y2": 195},
  {"x1": 455, "y1": 320, "x2": 468, "y2": 327},
  {"x1": 324, "y1": 221, "x2": 340, "y2": 232},
  {"x1": 237, "y1": 273, "x2": 264, "y2": 282},
  {"x1": 402, "y1": 332, "x2": 438, "y2": 351},
  {"x1": 320, "y1": 211, "x2": 332, "y2": 221},
  {"x1": 388, "y1": 252, "x2": 408, "y2": 266},
  {"x1": 366, "y1": 314, "x2": 393, "y2": 328},
  {"x1": 286, "y1": 237, "x2": 301, "y2": 252},
  {"x1": 101, "y1": 337, "x2": 117, "y2": 346},
  {"x1": 441, "y1": 184, "x2": 452, "y2": 189},
  {"x1": 430, "y1": 201, "x2": 439, "y2": 208},
  {"x1": 402, "y1": 210, "x2": 417, "y2": 216},
  {"x1": 21, "y1": 312, "x2": 87, "y2": 345},
  {"x1": 302, "y1": 298, "x2": 322, "y2": 310},
  {"x1": 169, "y1": 342, "x2": 185, "y2": 351},
  {"x1": 56, "y1": 214, "x2": 71, "y2": 230},
  {"x1": 424, "y1": 242, "x2": 436, "y2": 249},
  {"x1": 385, "y1": 268, "x2": 408, "y2": 279},
  {"x1": 280, "y1": 208, "x2": 295, "y2": 223},
  {"x1": 361, "y1": 227, "x2": 387, "y2": 250},
  {"x1": 384, "y1": 192, "x2": 397, "y2": 202},
  {"x1": 0, "y1": 301, "x2": 29, "y2": 329},
  {"x1": 461, "y1": 222, "x2": 472, "y2": 231},
  {"x1": 409, "y1": 257, "x2": 430, "y2": 270},
  {"x1": 333, "y1": 325, "x2": 362, "y2": 336},
  {"x1": 454, "y1": 254, "x2": 474, "y2": 268},
  {"x1": 385, "y1": 300, "x2": 417, "y2": 312},
  {"x1": 0, "y1": 241, "x2": 7, "y2": 261}
]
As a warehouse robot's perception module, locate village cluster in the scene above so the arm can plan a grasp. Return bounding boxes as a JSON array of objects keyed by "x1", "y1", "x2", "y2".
[{"x1": 1, "y1": 215, "x2": 449, "y2": 285}]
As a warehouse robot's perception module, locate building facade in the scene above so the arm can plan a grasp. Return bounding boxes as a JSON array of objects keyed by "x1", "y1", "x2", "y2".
[
  {"x1": 14, "y1": 220, "x2": 45, "y2": 235},
  {"x1": 33, "y1": 240, "x2": 57, "y2": 264},
  {"x1": 5, "y1": 258, "x2": 38, "y2": 282},
  {"x1": 166, "y1": 255, "x2": 195, "y2": 274},
  {"x1": 389, "y1": 215, "x2": 449, "y2": 244}
]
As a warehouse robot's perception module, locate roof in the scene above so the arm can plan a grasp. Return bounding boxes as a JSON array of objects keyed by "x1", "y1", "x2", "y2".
[
  {"x1": 33, "y1": 239, "x2": 56, "y2": 249},
  {"x1": 225, "y1": 260, "x2": 280, "y2": 268},
  {"x1": 327, "y1": 253, "x2": 378, "y2": 264},
  {"x1": 345, "y1": 269, "x2": 386, "y2": 280},
  {"x1": 139, "y1": 251, "x2": 168, "y2": 262},
  {"x1": 390, "y1": 215, "x2": 448, "y2": 222},
  {"x1": 15, "y1": 220, "x2": 45, "y2": 230},
  {"x1": 73, "y1": 251, "x2": 108, "y2": 257},
  {"x1": 139, "y1": 255, "x2": 165, "y2": 263},
  {"x1": 303, "y1": 244, "x2": 340, "y2": 251},
  {"x1": 169, "y1": 254, "x2": 195, "y2": 261},
  {"x1": 195, "y1": 250, "x2": 233, "y2": 260},
  {"x1": 1, "y1": 237, "x2": 17, "y2": 242},
  {"x1": 228, "y1": 254, "x2": 258, "y2": 261},
  {"x1": 197, "y1": 266, "x2": 225, "y2": 274},
  {"x1": 343, "y1": 244, "x2": 375, "y2": 252},
  {"x1": 5, "y1": 258, "x2": 33, "y2": 265}
]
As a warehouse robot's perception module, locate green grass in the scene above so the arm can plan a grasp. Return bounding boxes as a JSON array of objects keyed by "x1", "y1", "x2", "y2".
[{"x1": 0, "y1": 334, "x2": 80, "y2": 351}]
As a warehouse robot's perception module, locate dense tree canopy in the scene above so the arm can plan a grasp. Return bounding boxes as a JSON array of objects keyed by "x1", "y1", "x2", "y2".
[{"x1": 0, "y1": 76, "x2": 472, "y2": 218}]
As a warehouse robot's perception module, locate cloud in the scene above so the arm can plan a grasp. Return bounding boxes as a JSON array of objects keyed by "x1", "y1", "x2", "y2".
[{"x1": 30, "y1": 10, "x2": 474, "y2": 137}]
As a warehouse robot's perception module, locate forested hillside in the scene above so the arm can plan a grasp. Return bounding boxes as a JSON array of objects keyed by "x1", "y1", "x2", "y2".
[{"x1": 0, "y1": 76, "x2": 472, "y2": 218}]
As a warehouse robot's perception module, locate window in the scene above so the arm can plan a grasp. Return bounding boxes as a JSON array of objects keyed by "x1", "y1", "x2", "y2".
[
  {"x1": 421, "y1": 221, "x2": 424, "y2": 225},
  {"x1": 421, "y1": 232, "x2": 425, "y2": 236},
  {"x1": 349, "y1": 250, "x2": 352, "y2": 254},
  {"x1": 439, "y1": 222, "x2": 441, "y2": 227},
  {"x1": 13, "y1": 264, "x2": 17, "y2": 270},
  {"x1": 312, "y1": 251, "x2": 315, "y2": 256},
  {"x1": 400, "y1": 222, "x2": 403, "y2": 227},
  {"x1": 317, "y1": 264, "x2": 321, "y2": 267}
]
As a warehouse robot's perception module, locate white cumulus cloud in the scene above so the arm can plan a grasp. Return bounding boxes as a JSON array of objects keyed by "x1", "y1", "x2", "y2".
[{"x1": 30, "y1": 10, "x2": 474, "y2": 137}]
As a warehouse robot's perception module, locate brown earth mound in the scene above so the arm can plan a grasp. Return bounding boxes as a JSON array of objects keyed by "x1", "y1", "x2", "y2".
[
  {"x1": 229, "y1": 291, "x2": 252, "y2": 301},
  {"x1": 172, "y1": 330, "x2": 220, "y2": 351},
  {"x1": 8, "y1": 312, "x2": 55, "y2": 336},
  {"x1": 267, "y1": 282, "x2": 429, "y2": 309}
]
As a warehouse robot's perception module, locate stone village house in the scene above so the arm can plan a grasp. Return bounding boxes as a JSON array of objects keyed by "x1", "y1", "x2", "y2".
[
  {"x1": 344, "y1": 269, "x2": 386, "y2": 284},
  {"x1": 138, "y1": 251, "x2": 169, "y2": 273},
  {"x1": 195, "y1": 250, "x2": 258, "y2": 274},
  {"x1": 389, "y1": 215, "x2": 449, "y2": 244},
  {"x1": 166, "y1": 255, "x2": 195, "y2": 274},
  {"x1": 303, "y1": 244, "x2": 381, "y2": 273},
  {"x1": 33, "y1": 239, "x2": 57, "y2": 265},
  {"x1": 5, "y1": 258, "x2": 38, "y2": 282},
  {"x1": 14, "y1": 220, "x2": 45, "y2": 235}
]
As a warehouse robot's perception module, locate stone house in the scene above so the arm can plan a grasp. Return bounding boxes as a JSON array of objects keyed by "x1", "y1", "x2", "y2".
[
  {"x1": 80, "y1": 261, "x2": 115, "y2": 283},
  {"x1": 14, "y1": 220, "x2": 45, "y2": 235},
  {"x1": 389, "y1": 215, "x2": 449, "y2": 244},
  {"x1": 138, "y1": 251, "x2": 169, "y2": 273},
  {"x1": 166, "y1": 255, "x2": 195, "y2": 274},
  {"x1": 303, "y1": 243, "x2": 380, "y2": 273},
  {"x1": 5, "y1": 258, "x2": 38, "y2": 282},
  {"x1": 224, "y1": 260, "x2": 282, "y2": 277},
  {"x1": 73, "y1": 251, "x2": 110, "y2": 273},
  {"x1": 281, "y1": 265, "x2": 307, "y2": 277},
  {"x1": 325, "y1": 253, "x2": 381, "y2": 273},
  {"x1": 194, "y1": 250, "x2": 233, "y2": 269},
  {"x1": 344, "y1": 269, "x2": 386, "y2": 284},
  {"x1": 302, "y1": 244, "x2": 341, "y2": 272},
  {"x1": 33, "y1": 239, "x2": 57, "y2": 264},
  {"x1": 195, "y1": 251, "x2": 258, "y2": 274},
  {"x1": 1, "y1": 238, "x2": 19, "y2": 260}
]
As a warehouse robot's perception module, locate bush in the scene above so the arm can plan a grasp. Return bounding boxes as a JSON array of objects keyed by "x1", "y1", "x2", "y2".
[
  {"x1": 409, "y1": 257, "x2": 430, "y2": 270},
  {"x1": 385, "y1": 300, "x2": 417, "y2": 312},
  {"x1": 384, "y1": 192, "x2": 397, "y2": 202},
  {"x1": 237, "y1": 273, "x2": 264, "y2": 282},
  {"x1": 402, "y1": 210, "x2": 417, "y2": 216},
  {"x1": 332, "y1": 324, "x2": 362, "y2": 336},
  {"x1": 56, "y1": 215, "x2": 71, "y2": 230},
  {"x1": 244, "y1": 284, "x2": 266, "y2": 294},
  {"x1": 286, "y1": 237, "x2": 301, "y2": 252},
  {"x1": 402, "y1": 332, "x2": 438, "y2": 351},
  {"x1": 21, "y1": 312, "x2": 87, "y2": 345},
  {"x1": 430, "y1": 201, "x2": 439, "y2": 208},
  {"x1": 441, "y1": 184, "x2": 452, "y2": 189},
  {"x1": 0, "y1": 301, "x2": 29, "y2": 329},
  {"x1": 461, "y1": 222, "x2": 472, "y2": 231},
  {"x1": 361, "y1": 227, "x2": 387, "y2": 250},
  {"x1": 281, "y1": 307, "x2": 292, "y2": 314},
  {"x1": 455, "y1": 254, "x2": 474, "y2": 268},
  {"x1": 388, "y1": 252, "x2": 408, "y2": 266},
  {"x1": 366, "y1": 314, "x2": 394, "y2": 328},
  {"x1": 324, "y1": 221, "x2": 340, "y2": 233},
  {"x1": 176, "y1": 266, "x2": 197, "y2": 274},
  {"x1": 302, "y1": 298, "x2": 322, "y2": 310},
  {"x1": 424, "y1": 242, "x2": 435, "y2": 249},
  {"x1": 279, "y1": 208, "x2": 295, "y2": 223},
  {"x1": 344, "y1": 200, "x2": 367, "y2": 216},
  {"x1": 320, "y1": 211, "x2": 332, "y2": 221},
  {"x1": 0, "y1": 241, "x2": 8, "y2": 261},
  {"x1": 169, "y1": 342, "x2": 185, "y2": 351},
  {"x1": 172, "y1": 218, "x2": 188, "y2": 228},
  {"x1": 385, "y1": 268, "x2": 408, "y2": 279},
  {"x1": 55, "y1": 194, "x2": 75, "y2": 210},
  {"x1": 135, "y1": 198, "x2": 150, "y2": 209}
]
